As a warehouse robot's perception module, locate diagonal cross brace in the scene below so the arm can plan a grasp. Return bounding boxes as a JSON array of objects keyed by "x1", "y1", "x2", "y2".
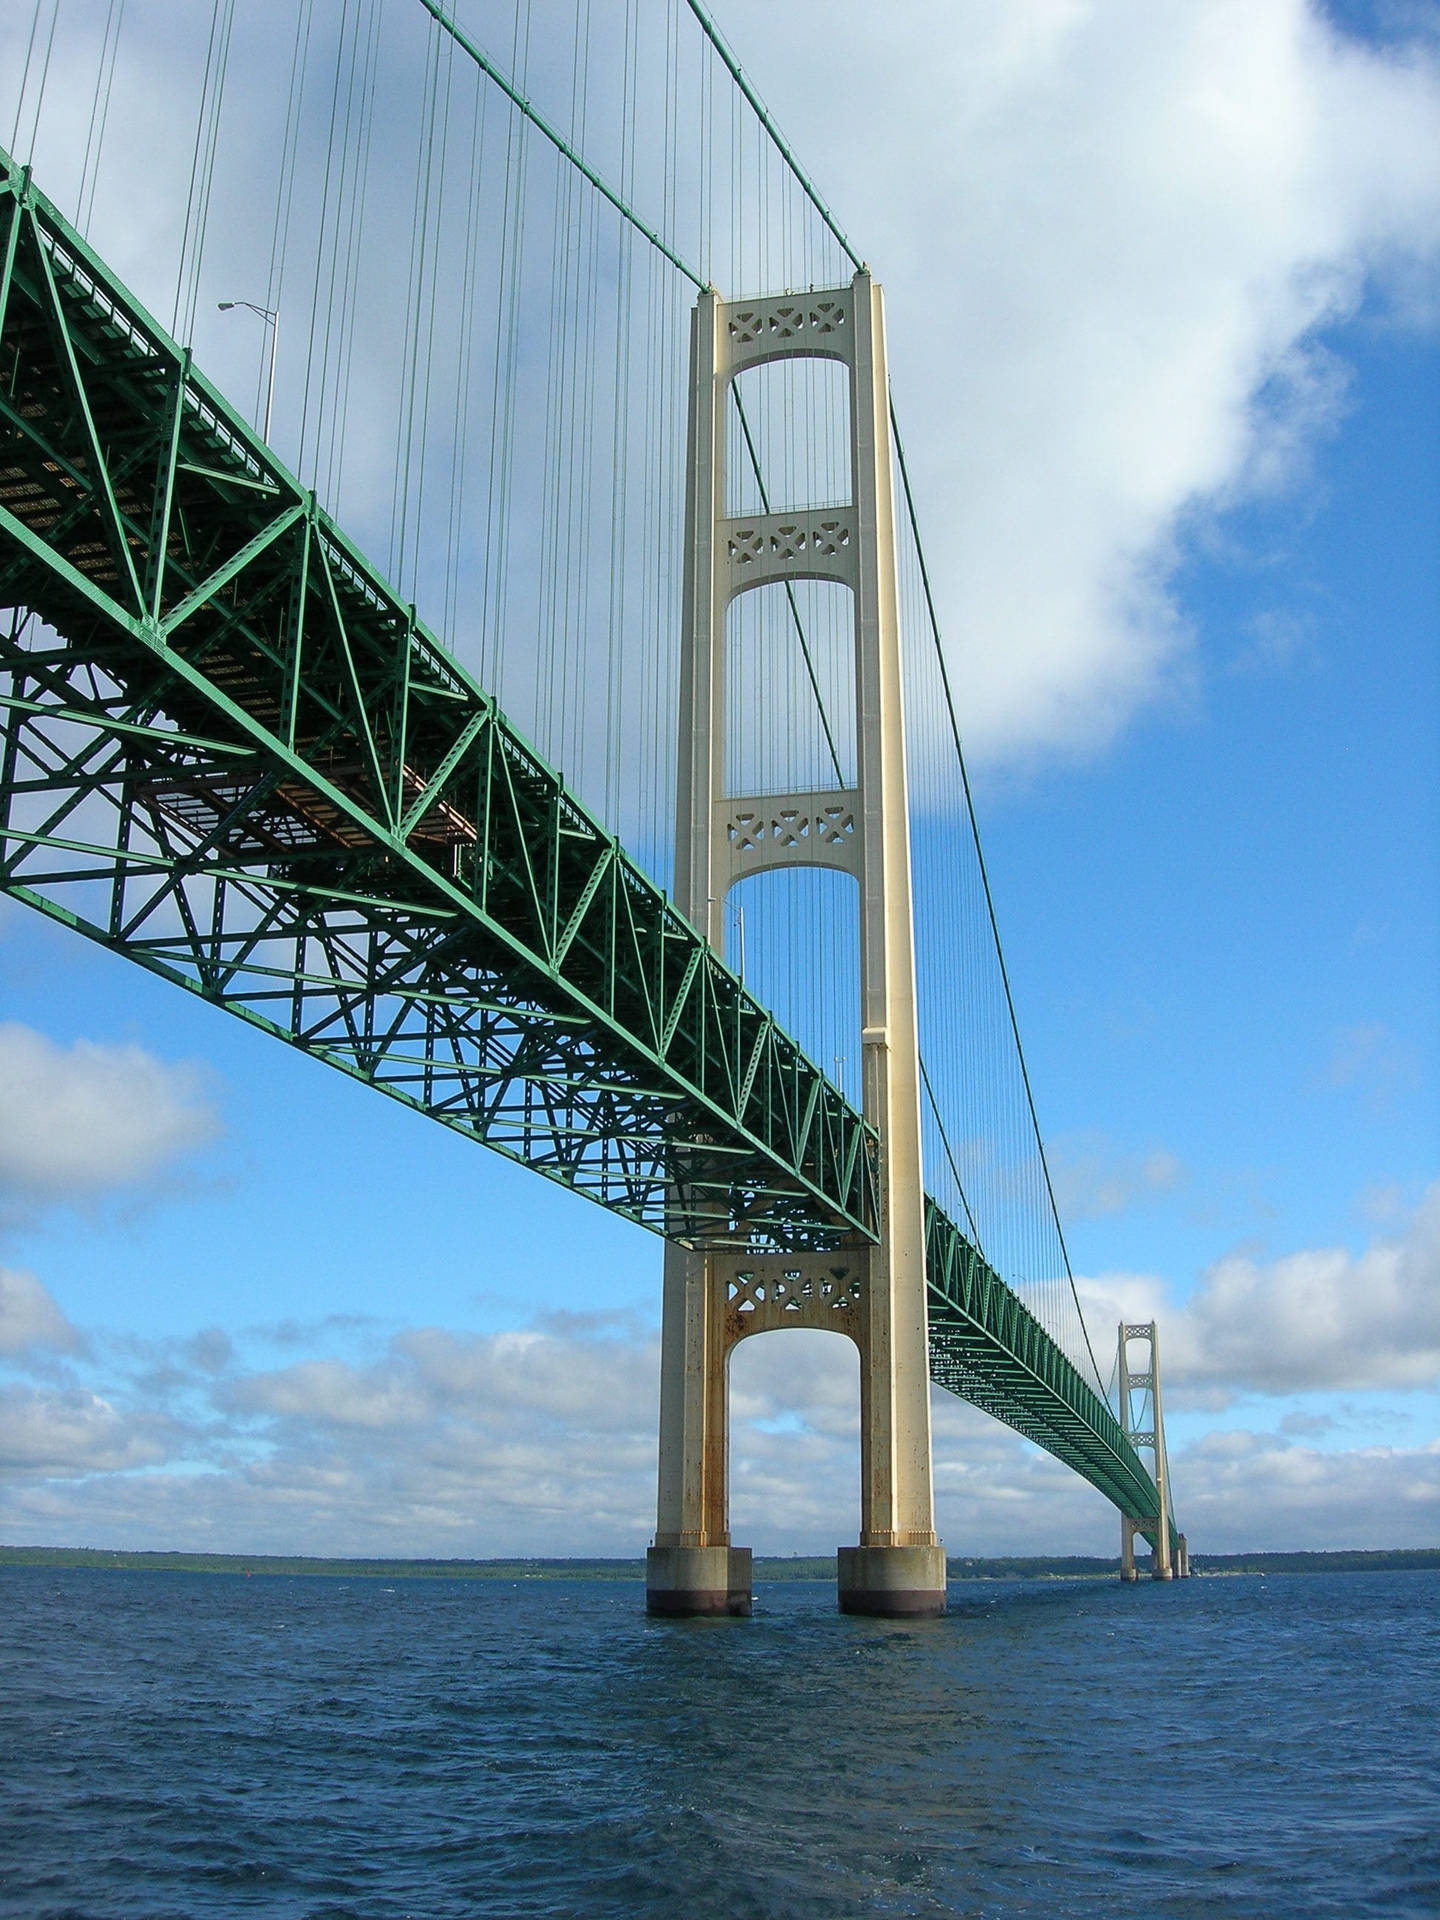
[
  {"x1": 161, "y1": 502, "x2": 306, "y2": 639},
  {"x1": 399, "y1": 708, "x2": 490, "y2": 841}
]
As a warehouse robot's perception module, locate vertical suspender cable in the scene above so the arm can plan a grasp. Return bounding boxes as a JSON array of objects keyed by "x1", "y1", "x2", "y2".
[
  {"x1": 684, "y1": 0, "x2": 862, "y2": 275},
  {"x1": 10, "y1": 0, "x2": 61, "y2": 165},
  {"x1": 260, "y1": 0, "x2": 314, "y2": 447},
  {"x1": 417, "y1": 0, "x2": 706, "y2": 291},
  {"x1": 76, "y1": 0, "x2": 126, "y2": 231},
  {"x1": 330, "y1": 0, "x2": 384, "y2": 511},
  {"x1": 172, "y1": 0, "x2": 235, "y2": 339},
  {"x1": 9, "y1": 3, "x2": 47, "y2": 157}
]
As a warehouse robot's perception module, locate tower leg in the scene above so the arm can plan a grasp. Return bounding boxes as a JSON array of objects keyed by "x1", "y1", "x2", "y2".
[
  {"x1": 834, "y1": 277, "x2": 945, "y2": 1622},
  {"x1": 837, "y1": 1192, "x2": 945, "y2": 1617},
  {"x1": 1120, "y1": 1515, "x2": 1138, "y2": 1582},
  {"x1": 647, "y1": 1245, "x2": 752, "y2": 1616}
]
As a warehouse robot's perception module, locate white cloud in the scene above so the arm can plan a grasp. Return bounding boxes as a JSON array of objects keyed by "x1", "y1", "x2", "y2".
[
  {"x1": 175, "y1": 1318, "x2": 668, "y2": 1553},
  {"x1": 0, "y1": 1268, "x2": 82, "y2": 1356},
  {"x1": 2, "y1": 1312, "x2": 1434, "y2": 1555},
  {"x1": 1079, "y1": 1178, "x2": 1440, "y2": 1397},
  {"x1": 1171, "y1": 1427, "x2": 1440, "y2": 1549},
  {"x1": 226, "y1": 1317, "x2": 659, "y2": 1436},
  {"x1": 0, "y1": 1022, "x2": 219, "y2": 1205},
  {"x1": 718, "y1": 0, "x2": 1440, "y2": 760},
  {"x1": 0, "y1": 1285, "x2": 1435, "y2": 1552},
  {"x1": 3, "y1": 3, "x2": 1432, "y2": 791},
  {"x1": 0, "y1": 1384, "x2": 171, "y2": 1476}
]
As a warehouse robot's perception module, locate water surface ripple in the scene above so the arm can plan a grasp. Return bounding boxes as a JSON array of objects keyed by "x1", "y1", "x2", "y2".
[{"x1": 4, "y1": 1568, "x2": 1437, "y2": 1917}]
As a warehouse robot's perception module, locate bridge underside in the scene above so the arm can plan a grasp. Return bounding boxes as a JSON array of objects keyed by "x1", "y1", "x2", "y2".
[
  {"x1": 0, "y1": 152, "x2": 1172, "y2": 1551},
  {"x1": 0, "y1": 154, "x2": 876, "y2": 1254}
]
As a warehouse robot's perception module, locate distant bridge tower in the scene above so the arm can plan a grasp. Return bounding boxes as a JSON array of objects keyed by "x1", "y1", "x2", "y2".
[
  {"x1": 645, "y1": 272, "x2": 947, "y2": 1619},
  {"x1": 1117, "y1": 1321, "x2": 1186, "y2": 1579}
]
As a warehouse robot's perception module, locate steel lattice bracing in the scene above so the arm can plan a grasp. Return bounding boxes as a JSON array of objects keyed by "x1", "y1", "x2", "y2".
[
  {"x1": 0, "y1": 151, "x2": 1172, "y2": 1546},
  {"x1": 0, "y1": 155, "x2": 876, "y2": 1251},
  {"x1": 926, "y1": 1204, "x2": 1175, "y2": 1551}
]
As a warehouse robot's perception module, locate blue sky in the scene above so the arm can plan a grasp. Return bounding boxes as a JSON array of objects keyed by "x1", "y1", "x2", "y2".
[
  {"x1": 1001, "y1": 310, "x2": 1439, "y2": 1285},
  {"x1": 0, "y1": 0, "x2": 1436, "y2": 1557}
]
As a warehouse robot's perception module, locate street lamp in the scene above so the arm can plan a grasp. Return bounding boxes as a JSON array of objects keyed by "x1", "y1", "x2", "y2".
[{"x1": 217, "y1": 300, "x2": 279, "y2": 444}]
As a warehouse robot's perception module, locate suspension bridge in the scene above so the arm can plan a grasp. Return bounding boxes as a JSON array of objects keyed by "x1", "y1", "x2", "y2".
[{"x1": 0, "y1": 0, "x2": 1185, "y2": 1613}]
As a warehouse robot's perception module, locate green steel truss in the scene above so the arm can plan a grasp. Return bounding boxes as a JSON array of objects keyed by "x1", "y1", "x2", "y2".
[
  {"x1": 927, "y1": 1203, "x2": 1174, "y2": 1548},
  {"x1": 0, "y1": 154, "x2": 876, "y2": 1250},
  {"x1": 0, "y1": 152, "x2": 1172, "y2": 1544}
]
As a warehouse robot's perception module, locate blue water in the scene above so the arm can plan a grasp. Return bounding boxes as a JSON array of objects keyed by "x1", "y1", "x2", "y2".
[{"x1": 3, "y1": 1568, "x2": 1437, "y2": 1919}]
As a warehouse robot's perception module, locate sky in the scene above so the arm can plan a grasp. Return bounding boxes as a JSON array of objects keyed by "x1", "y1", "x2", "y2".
[{"x1": 0, "y1": 0, "x2": 1437, "y2": 1559}]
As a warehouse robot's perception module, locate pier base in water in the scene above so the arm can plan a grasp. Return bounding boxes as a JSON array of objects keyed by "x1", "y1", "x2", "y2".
[
  {"x1": 837, "y1": 1544, "x2": 948, "y2": 1617},
  {"x1": 645, "y1": 1545, "x2": 752, "y2": 1616}
]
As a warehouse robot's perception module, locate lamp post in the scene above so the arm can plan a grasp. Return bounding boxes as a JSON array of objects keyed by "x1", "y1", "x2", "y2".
[{"x1": 217, "y1": 300, "x2": 279, "y2": 444}]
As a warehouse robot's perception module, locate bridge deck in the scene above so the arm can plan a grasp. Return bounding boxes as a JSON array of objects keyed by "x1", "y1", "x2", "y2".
[{"x1": 0, "y1": 154, "x2": 1171, "y2": 1547}]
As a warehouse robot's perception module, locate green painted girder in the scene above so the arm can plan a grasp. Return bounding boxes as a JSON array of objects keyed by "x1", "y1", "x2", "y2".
[
  {"x1": 0, "y1": 151, "x2": 876, "y2": 1249},
  {"x1": 926, "y1": 1202, "x2": 1177, "y2": 1550},
  {"x1": 0, "y1": 149, "x2": 1172, "y2": 1539}
]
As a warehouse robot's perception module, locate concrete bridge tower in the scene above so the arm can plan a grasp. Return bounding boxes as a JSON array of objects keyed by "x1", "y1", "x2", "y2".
[
  {"x1": 646, "y1": 273, "x2": 947, "y2": 1619},
  {"x1": 1118, "y1": 1320, "x2": 1186, "y2": 1580}
]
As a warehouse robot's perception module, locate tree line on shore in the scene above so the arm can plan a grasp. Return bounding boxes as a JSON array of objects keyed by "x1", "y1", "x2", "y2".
[{"x1": 2, "y1": 1544, "x2": 1437, "y2": 1580}]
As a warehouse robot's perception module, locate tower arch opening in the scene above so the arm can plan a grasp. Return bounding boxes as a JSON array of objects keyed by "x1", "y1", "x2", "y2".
[
  {"x1": 728, "y1": 1326, "x2": 862, "y2": 1554},
  {"x1": 725, "y1": 354, "x2": 852, "y2": 521},
  {"x1": 725, "y1": 576, "x2": 856, "y2": 796},
  {"x1": 720, "y1": 866, "x2": 861, "y2": 1111}
]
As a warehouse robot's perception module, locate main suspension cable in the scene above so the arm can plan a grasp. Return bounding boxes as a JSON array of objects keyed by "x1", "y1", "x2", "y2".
[
  {"x1": 418, "y1": 0, "x2": 707, "y2": 290},
  {"x1": 890, "y1": 413, "x2": 1107, "y2": 1399},
  {"x1": 684, "y1": 0, "x2": 862, "y2": 274},
  {"x1": 919, "y1": 1052, "x2": 984, "y2": 1251}
]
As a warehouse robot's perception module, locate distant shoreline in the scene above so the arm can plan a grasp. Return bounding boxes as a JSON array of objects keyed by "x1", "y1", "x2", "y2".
[{"x1": 3, "y1": 1545, "x2": 1437, "y2": 1581}]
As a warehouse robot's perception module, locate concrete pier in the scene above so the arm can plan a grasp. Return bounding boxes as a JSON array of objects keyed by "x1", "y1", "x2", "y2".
[
  {"x1": 837, "y1": 1545, "x2": 948, "y2": 1617},
  {"x1": 645, "y1": 1546, "x2": 752, "y2": 1617}
]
